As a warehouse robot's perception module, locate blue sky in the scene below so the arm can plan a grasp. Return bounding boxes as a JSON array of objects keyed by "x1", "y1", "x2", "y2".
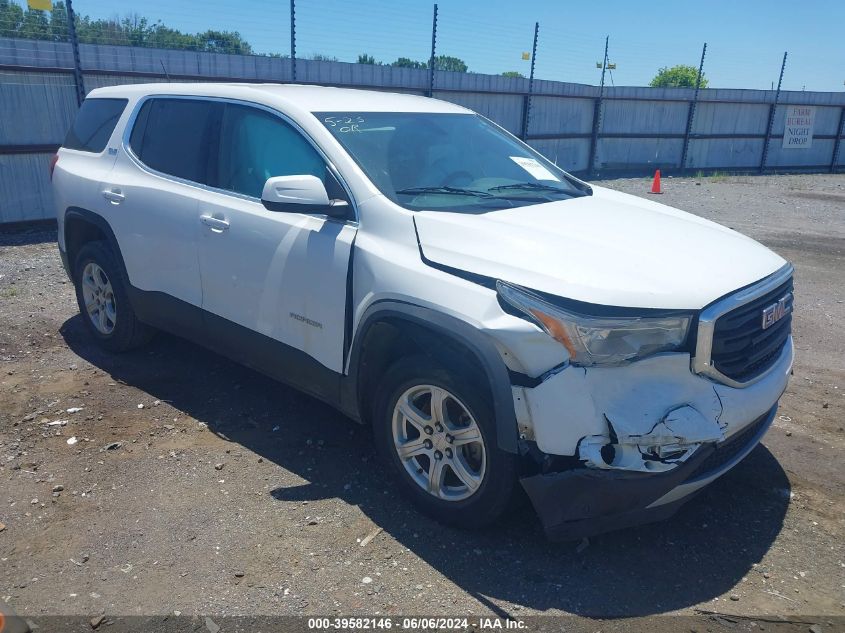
[{"x1": 66, "y1": 0, "x2": 844, "y2": 92}]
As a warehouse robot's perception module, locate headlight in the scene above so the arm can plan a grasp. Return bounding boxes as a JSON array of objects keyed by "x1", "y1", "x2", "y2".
[{"x1": 497, "y1": 280, "x2": 692, "y2": 367}]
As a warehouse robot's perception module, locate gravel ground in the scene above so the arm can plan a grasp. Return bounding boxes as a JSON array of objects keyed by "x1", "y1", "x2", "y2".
[{"x1": 0, "y1": 174, "x2": 843, "y2": 627}]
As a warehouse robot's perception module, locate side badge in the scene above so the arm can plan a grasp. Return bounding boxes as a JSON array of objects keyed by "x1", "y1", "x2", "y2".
[{"x1": 108, "y1": 147, "x2": 118, "y2": 156}]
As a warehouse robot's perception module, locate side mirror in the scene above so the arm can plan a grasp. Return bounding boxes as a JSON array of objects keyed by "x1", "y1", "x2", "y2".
[{"x1": 261, "y1": 175, "x2": 349, "y2": 218}]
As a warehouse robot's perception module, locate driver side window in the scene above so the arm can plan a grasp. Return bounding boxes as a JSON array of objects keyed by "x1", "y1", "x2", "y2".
[{"x1": 216, "y1": 104, "x2": 327, "y2": 199}]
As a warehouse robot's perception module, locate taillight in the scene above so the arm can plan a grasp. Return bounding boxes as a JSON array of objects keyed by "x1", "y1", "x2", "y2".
[{"x1": 49, "y1": 154, "x2": 59, "y2": 181}]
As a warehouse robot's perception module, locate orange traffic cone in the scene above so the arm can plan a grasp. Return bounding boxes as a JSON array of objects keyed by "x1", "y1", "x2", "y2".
[{"x1": 649, "y1": 169, "x2": 662, "y2": 194}]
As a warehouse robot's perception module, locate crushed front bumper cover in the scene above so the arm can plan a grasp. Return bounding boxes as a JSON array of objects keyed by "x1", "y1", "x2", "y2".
[{"x1": 520, "y1": 405, "x2": 777, "y2": 541}]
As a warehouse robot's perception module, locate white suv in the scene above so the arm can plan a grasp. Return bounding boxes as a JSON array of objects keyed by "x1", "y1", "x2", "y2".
[{"x1": 52, "y1": 84, "x2": 794, "y2": 539}]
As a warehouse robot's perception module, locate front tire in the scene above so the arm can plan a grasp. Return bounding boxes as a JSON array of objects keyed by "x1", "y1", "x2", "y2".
[
  {"x1": 373, "y1": 355, "x2": 518, "y2": 529},
  {"x1": 73, "y1": 241, "x2": 153, "y2": 352}
]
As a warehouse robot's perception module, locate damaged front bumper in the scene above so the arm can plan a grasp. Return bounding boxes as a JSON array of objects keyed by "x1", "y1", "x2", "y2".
[
  {"x1": 510, "y1": 340, "x2": 792, "y2": 540},
  {"x1": 578, "y1": 403, "x2": 724, "y2": 473},
  {"x1": 521, "y1": 405, "x2": 777, "y2": 540}
]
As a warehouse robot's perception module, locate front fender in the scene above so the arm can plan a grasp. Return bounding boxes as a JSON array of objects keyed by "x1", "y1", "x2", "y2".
[{"x1": 344, "y1": 300, "x2": 519, "y2": 453}]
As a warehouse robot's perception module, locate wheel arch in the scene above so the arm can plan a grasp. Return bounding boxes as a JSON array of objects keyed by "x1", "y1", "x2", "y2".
[
  {"x1": 344, "y1": 301, "x2": 519, "y2": 454},
  {"x1": 63, "y1": 207, "x2": 128, "y2": 280}
]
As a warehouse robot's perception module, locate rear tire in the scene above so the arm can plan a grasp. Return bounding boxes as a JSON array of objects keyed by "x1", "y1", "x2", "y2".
[
  {"x1": 73, "y1": 241, "x2": 153, "y2": 352},
  {"x1": 373, "y1": 355, "x2": 518, "y2": 529}
]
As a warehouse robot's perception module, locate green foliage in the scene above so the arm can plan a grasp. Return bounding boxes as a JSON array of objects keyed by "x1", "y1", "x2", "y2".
[
  {"x1": 0, "y1": 1, "x2": 475, "y2": 73},
  {"x1": 196, "y1": 30, "x2": 252, "y2": 54},
  {"x1": 0, "y1": 0, "x2": 252, "y2": 54},
  {"x1": 0, "y1": 0, "x2": 25, "y2": 38},
  {"x1": 49, "y1": 0, "x2": 67, "y2": 40},
  {"x1": 501, "y1": 71, "x2": 524, "y2": 78},
  {"x1": 390, "y1": 55, "x2": 469, "y2": 72},
  {"x1": 391, "y1": 57, "x2": 427, "y2": 69},
  {"x1": 19, "y1": 5, "x2": 49, "y2": 39},
  {"x1": 434, "y1": 54, "x2": 467, "y2": 72},
  {"x1": 649, "y1": 64, "x2": 708, "y2": 89}
]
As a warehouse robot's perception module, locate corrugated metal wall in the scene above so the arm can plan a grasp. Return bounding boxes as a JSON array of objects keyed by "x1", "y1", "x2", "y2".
[{"x1": 2, "y1": 37, "x2": 844, "y2": 224}]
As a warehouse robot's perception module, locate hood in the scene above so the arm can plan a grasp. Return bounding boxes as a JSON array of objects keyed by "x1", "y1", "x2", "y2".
[{"x1": 414, "y1": 185, "x2": 787, "y2": 310}]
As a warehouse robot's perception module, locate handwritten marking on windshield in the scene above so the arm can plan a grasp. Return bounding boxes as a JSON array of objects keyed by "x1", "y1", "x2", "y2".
[{"x1": 324, "y1": 115, "x2": 365, "y2": 133}]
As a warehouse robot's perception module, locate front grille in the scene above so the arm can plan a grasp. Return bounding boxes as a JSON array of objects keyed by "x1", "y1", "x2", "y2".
[
  {"x1": 685, "y1": 410, "x2": 771, "y2": 482},
  {"x1": 710, "y1": 277, "x2": 793, "y2": 382}
]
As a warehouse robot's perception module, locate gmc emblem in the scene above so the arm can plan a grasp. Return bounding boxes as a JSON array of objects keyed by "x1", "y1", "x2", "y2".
[{"x1": 761, "y1": 294, "x2": 791, "y2": 330}]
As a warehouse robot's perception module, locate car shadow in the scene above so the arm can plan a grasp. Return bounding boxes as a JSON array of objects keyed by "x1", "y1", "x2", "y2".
[
  {"x1": 61, "y1": 315, "x2": 790, "y2": 617},
  {"x1": 0, "y1": 221, "x2": 57, "y2": 246}
]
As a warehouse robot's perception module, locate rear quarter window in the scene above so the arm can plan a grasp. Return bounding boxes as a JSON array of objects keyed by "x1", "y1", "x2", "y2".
[
  {"x1": 128, "y1": 98, "x2": 219, "y2": 184},
  {"x1": 63, "y1": 98, "x2": 128, "y2": 153}
]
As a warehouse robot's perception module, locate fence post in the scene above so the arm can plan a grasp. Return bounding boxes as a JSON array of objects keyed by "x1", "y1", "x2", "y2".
[
  {"x1": 520, "y1": 22, "x2": 539, "y2": 141},
  {"x1": 830, "y1": 106, "x2": 845, "y2": 173},
  {"x1": 587, "y1": 36, "x2": 609, "y2": 178},
  {"x1": 760, "y1": 51, "x2": 787, "y2": 173},
  {"x1": 427, "y1": 4, "x2": 438, "y2": 97},
  {"x1": 65, "y1": 0, "x2": 85, "y2": 105},
  {"x1": 290, "y1": 0, "x2": 297, "y2": 83},
  {"x1": 680, "y1": 42, "x2": 707, "y2": 173}
]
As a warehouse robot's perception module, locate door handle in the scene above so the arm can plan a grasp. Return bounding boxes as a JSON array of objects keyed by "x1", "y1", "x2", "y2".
[
  {"x1": 200, "y1": 215, "x2": 230, "y2": 232},
  {"x1": 102, "y1": 188, "x2": 125, "y2": 204}
]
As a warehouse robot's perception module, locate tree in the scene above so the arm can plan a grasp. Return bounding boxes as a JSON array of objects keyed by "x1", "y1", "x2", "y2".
[
  {"x1": 196, "y1": 30, "x2": 252, "y2": 54},
  {"x1": 0, "y1": 3, "x2": 473, "y2": 70},
  {"x1": 49, "y1": 0, "x2": 68, "y2": 41},
  {"x1": 650, "y1": 64, "x2": 708, "y2": 89},
  {"x1": 19, "y1": 8, "x2": 50, "y2": 40},
  {"x1": 119, "y1": 14, "x2": 152, "y2": 48},
  {"x1": 501, "y1": 71, "x2": 524, "y2": 78},
  {"x1": 391, "y1": 57, "x2": 427, "y2": 69},
  {"x1": 0, "y1": 0, "x2": 24, "y2": 38},
  {"x1": 0, "y1": 2, "x2": 255, "y2": 55},
  {"x1": 145, "y1": 23, "x2": 199, "y2": 50},
  {"x1": 434, "y1": 54, "x2": 467, "y2": 73}
]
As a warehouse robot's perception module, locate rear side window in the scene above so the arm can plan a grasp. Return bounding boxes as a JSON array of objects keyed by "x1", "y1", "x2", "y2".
[
  {"x1": 129, "y1": 98, "x2": 219, "y2": 184},
  {"x1": 63, "y1": 98, "x2": 127, "y2": 153}
]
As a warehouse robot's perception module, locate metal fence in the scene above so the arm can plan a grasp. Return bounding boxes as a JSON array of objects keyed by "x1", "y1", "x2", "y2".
[{"x1": 1, "y1": 0, "x2": 844, "y2": 224}]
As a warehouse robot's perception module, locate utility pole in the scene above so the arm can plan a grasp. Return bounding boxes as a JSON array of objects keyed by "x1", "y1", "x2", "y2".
[
  {"x1": 830, "y1": 106, "x2": 844, "y2": 173},
  {"x1": 65, "y1": 0, "x2": 85, "y2": 105},
  {"x1": 588, "y1": 36, "x2": 609, "y2": 177},
  {"x1": 760, "y1": 51, "x2": 787, "y2": 173},
  {"x1": 520, "y1": 22, "x2": 539, "y2": 140},
  {"x1": 428, "y1": 4, "x2": 438, "y2": 97},
  {"x1": 680, "y1": 42, "x2": 707, "y2": 172},
  {"x1": 290, "y1": 0, "x2": 297, "y2": 83}
]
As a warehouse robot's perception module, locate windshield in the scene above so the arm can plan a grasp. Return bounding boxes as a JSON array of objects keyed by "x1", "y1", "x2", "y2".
[{"x1": 316, "y1": 112, "x2": 588, "y2": 212}]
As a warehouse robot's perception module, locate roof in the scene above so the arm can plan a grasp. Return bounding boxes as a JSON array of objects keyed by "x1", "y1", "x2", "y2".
[{"x1": 87, "y1": 83, "x2": 471, "y2": 114}]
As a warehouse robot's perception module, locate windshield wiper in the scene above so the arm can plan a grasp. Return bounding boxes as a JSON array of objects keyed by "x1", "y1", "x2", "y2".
[
  {"x1": 488, "y1": 182, "x2": 583, "y2": 196},
  {"x1": 395, "y1": 186, "x2": 495, "y2": 198}
]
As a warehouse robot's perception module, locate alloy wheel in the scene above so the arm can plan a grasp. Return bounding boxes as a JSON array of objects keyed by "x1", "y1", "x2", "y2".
[
  {"x1": 81, "y1": 262, "x2": 117, "y2": 335},
  {"x1": 391, "y1": 384, "x2": 487, "y2": 501}
]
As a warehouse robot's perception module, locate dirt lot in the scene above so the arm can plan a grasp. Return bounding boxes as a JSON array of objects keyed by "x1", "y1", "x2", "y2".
[{"x1": 1, "y1": 174, "x2": 843, "y2": 627}]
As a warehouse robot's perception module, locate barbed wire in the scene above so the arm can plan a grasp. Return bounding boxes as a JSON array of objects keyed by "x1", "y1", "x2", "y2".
[{"x1": 0, "y1": 0, "x2": 838, "y2": 91}]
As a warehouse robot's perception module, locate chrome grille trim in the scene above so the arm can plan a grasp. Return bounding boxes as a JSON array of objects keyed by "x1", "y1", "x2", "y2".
[{"x1": 692, "y1": 263, "x2": 794, "y2": 388}]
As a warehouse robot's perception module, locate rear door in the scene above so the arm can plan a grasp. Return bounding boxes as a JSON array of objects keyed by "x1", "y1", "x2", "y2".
[
  {"x1": 104, "y1": 97, "x2": 221, "y2": 312},
  {"x1": 194, "y1": 101, "x2": 357, "y2": 375}
]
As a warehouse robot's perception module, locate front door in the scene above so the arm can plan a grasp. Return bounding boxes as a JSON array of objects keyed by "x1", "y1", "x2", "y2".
[{"x1": 195, "y1": 102, "x2": 357, "y2": 377}]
